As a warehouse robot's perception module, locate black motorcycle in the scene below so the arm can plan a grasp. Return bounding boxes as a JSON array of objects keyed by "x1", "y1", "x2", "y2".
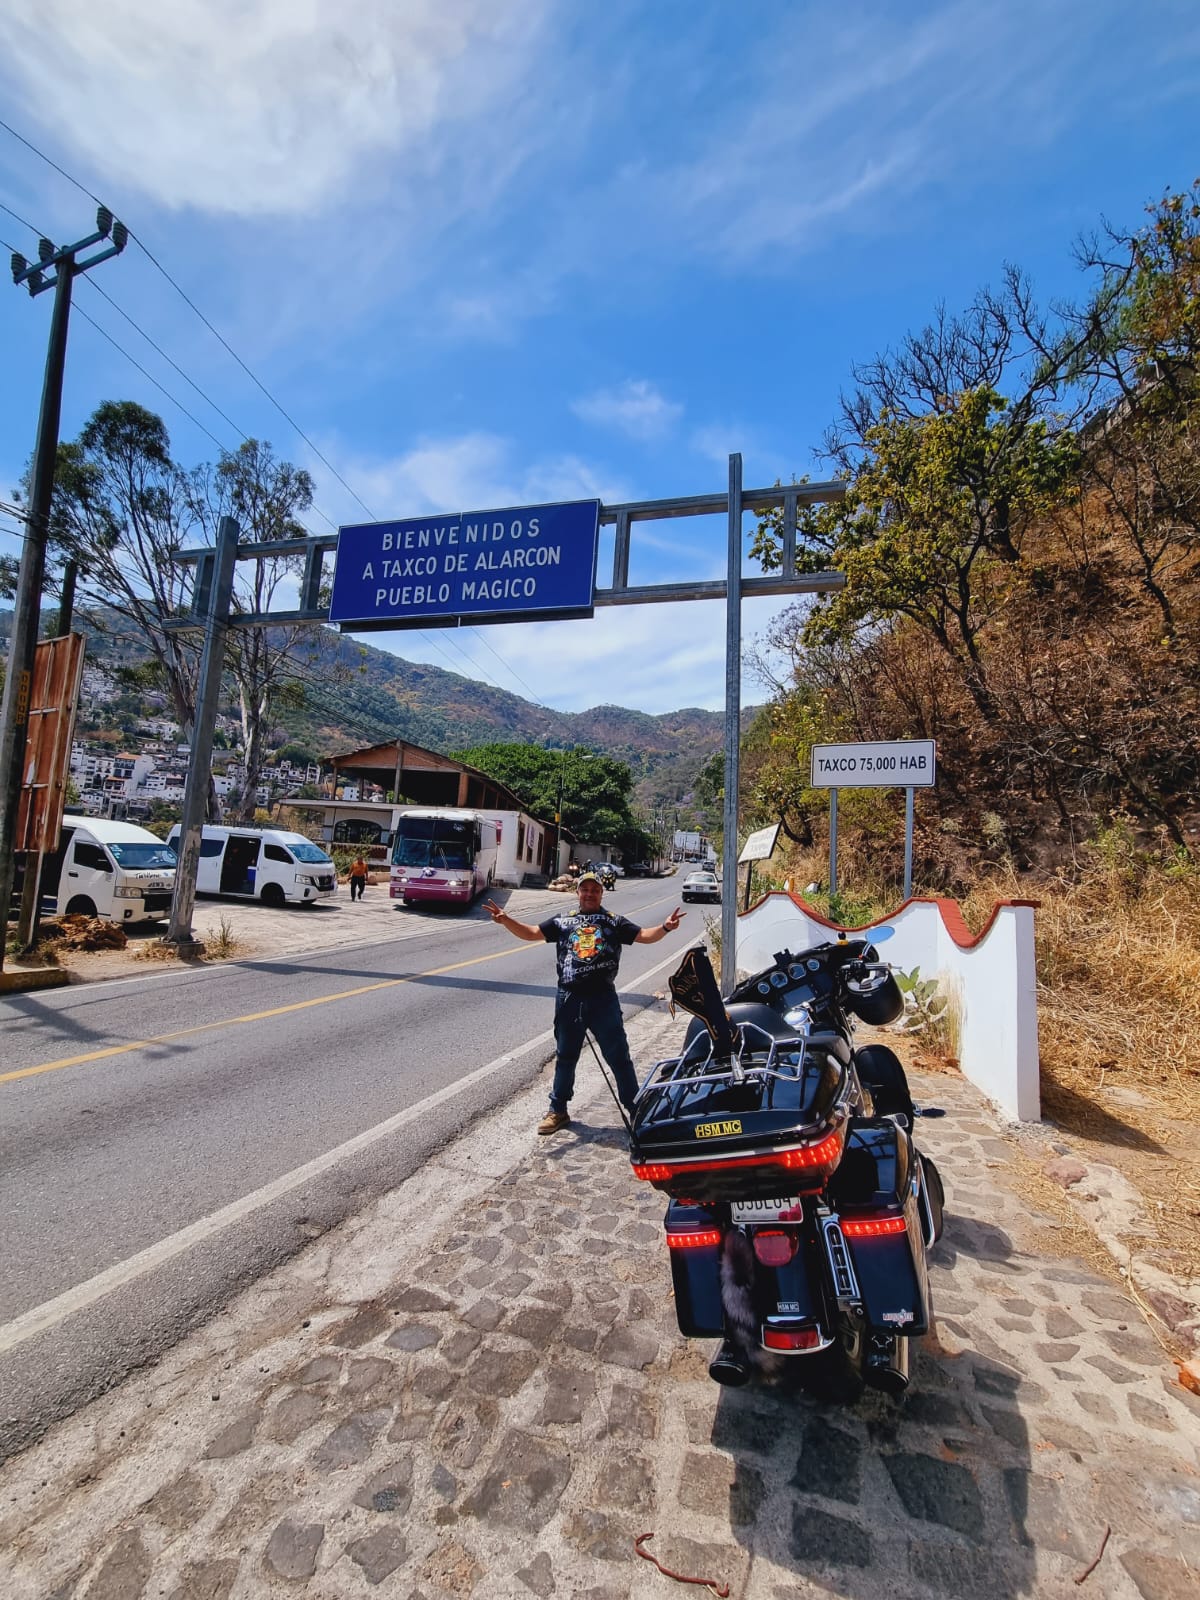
[{"x1": 628, "y1": 935, "x2": 945, "y2": 1396}]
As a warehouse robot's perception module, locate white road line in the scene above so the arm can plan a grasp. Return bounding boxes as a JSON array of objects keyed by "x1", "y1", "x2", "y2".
[{"x1": 0, "y1": 945, "x2": 685, "y2": 1355}]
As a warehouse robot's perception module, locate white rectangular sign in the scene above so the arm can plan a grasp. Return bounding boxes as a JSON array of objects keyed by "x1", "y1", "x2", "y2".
[
  {"x1": 810, "y1": 740, "x2": 936, "y2": 789},
  {"x1": 738, "y1": 823, "x2": 780, "y2": 864}
]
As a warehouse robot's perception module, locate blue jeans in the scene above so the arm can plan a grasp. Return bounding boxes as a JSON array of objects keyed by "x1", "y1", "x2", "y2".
[{"x1": 550, "y1": 985, "x2": 639, "y2": 1112}]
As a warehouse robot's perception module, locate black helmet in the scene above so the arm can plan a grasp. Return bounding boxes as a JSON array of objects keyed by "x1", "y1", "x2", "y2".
[{"x1": 844, "y1": 967, "x2": 904, "y2": 1026}]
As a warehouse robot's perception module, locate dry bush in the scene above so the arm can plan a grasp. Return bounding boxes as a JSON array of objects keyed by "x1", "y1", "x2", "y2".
[
  {"x1": 966, "y1": 846, "x2": 1200, "y2": 1112},
  {"x1": 134, "y1": 939, "x2": 181, "y2": 963},
  {"x1": 775, "y1": 834, "x2": 1200, "y2": 1279},
  {"x1": 200, "y1": 913, "x2": 241, "y2": 960},
  {"x1": 38, "y1": 915, "x2": 129, "y2": 953}
]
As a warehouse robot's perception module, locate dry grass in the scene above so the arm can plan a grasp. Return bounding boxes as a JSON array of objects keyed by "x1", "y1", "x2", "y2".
[
  {"x1": 773, "y1": 832, "x2": 1200, "y2": 1291},
  {"x1": 199, "y1": 914, "x2": 242, "y2": 961},
  {"x1": 133, "y1": 939, "x2": 181, "y2": 963},
  {"x1": 965, "y1": 848, "x2": 1200, "y2": 1283}
]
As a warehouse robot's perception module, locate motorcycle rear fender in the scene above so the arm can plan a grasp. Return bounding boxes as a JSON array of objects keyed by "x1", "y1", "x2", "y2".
[
  {"x1": 918, "y1": 1153, "x2": 945, "y2": 1246},
  {"x1": 749, "y1": 1233, "x2": 825, "y2": 1332}
]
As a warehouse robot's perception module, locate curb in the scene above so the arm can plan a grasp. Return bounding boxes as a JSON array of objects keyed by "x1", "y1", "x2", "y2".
[{"x1": 0, "y1": 966, "x2": 71, "y2": 995}]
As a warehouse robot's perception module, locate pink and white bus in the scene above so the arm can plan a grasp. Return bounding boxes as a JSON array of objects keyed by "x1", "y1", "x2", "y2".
[{"x1": 390, "y1": 808, "x2": 500, "y2": 909}]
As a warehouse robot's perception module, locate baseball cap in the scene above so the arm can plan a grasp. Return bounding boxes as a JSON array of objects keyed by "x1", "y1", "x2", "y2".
[{"x1": 576, "y1": 871, "x2": 603, "y2": 887}]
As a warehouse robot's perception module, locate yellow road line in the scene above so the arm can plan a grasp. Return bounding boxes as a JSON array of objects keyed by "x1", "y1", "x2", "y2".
[{"x1": 1, "y1": 944, "x2": 536, "y2": 1086}]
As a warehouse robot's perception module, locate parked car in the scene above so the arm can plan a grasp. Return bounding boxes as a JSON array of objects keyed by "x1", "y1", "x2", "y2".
[
  {"x1": 607, "y1": 861, "x2": 626, "y2": 878},
  {"x1": 681, "y1": 870, "x2": 721, "y2": 903}
]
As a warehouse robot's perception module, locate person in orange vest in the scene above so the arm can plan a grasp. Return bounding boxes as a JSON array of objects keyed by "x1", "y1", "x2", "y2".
[{"x1": 348, "y1": 853, "x2": 369, "y2": 901}]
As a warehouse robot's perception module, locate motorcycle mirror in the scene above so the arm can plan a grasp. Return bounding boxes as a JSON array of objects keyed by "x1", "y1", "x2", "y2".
[{"x1": 863, "y1": 925, "x2": 895, "y2": 944}]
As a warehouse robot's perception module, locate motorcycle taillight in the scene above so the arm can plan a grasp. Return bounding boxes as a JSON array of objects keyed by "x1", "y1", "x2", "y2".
[
  {"x1": 763, "y1": 1325, "x2": 822, "y2": 1352},
  {"x1": 751, "y1": 1228, "x2": 798, "y2": 1267},
  {"x1": 631, "y1": 1127, "x2": 845, "y2": 1188},
  {"x1": 841, "y1": 1214, "x2": 908, "y2": 1238},
  {"x1": 665, "y1": 1229, "x2": 722, "y2": 1250}
]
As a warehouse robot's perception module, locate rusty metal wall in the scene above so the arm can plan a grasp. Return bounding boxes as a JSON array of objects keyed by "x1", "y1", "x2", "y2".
[{"x1": 16, "y1": 632, "x2": 85, "y2": 853}]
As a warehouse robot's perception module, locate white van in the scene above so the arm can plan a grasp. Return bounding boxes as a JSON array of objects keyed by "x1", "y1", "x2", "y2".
[
  {"x1": 39, "y1": 816, "x2": 178, "y2": 924},
  {"x1": 166, "y1": 825, "x2": 338, "y2": 907}
]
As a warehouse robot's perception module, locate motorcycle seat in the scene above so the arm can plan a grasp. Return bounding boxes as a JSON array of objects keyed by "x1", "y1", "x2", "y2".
[{"x1": 803, "y1": 1031, "x2": 851, "y2": 1067}]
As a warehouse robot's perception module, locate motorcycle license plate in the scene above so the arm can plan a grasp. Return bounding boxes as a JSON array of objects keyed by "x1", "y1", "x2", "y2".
[{"x1": 731, "y1": 1196, "x2": 804, "y2": 1223}]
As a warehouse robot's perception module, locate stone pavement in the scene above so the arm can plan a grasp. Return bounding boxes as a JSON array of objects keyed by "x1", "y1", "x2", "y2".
[{"x1": 2, "y1": 1006, "x2": 1198, "y2": 1600}]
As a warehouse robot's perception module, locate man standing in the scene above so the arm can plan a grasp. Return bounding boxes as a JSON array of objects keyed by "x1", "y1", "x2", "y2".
[
  {"x1": 486, "y1": 872, "x2": 684, "y2": 1135},
  {"x1": 348, "y1": 853, "x2": 369, "y2": 901}
]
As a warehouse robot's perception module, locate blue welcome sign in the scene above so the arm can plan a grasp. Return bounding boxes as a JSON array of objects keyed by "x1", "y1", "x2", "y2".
[{"x1": 328, "y1": 499, "x2": 601, "y2": 629}]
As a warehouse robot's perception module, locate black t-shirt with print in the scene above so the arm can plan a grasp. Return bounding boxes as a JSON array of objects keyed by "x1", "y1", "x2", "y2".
[{"x1": 538, "y1": 908, "x2": 640, "y2": 991}]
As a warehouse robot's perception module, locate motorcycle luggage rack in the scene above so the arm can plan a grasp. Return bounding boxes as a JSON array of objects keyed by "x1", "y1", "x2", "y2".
[{"x1": 636, "y1": 1021, "x2": 841, "y2": 1125}]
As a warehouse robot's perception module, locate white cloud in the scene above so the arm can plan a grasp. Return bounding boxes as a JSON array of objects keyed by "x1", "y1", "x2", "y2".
[
  {"x1": 309, "y1": 432, "x2": 624, "y2": 527},
  {"x1": 463, "y1": 590, "x2": 800, "y2": 715},
  {"x1": 0, "y1": 0, "x2": 549, "y2": 216},
  {"x1": 571, "y1": 380, "x2": 683, "y2": 441}
]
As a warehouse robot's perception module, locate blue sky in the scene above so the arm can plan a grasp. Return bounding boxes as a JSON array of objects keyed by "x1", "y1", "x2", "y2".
[{"x1": 1, "y1": 0, "x2": 1197, "y2": 719}]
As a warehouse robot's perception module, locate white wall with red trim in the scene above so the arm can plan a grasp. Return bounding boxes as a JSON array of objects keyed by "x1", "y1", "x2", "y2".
[{"x1": 735, "y1": 892, "x2": 1040, "y2": 1122}]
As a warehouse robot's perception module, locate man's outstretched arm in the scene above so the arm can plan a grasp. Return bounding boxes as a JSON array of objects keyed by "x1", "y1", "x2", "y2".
[
  {"x1": 485, "y1": 899, "x2": 545, "y2": 941},
  {"x1": 633, "y1": 906, "x2": 684, "y2": 944}
]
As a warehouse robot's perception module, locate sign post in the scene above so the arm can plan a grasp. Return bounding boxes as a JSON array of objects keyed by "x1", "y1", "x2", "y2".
[
  {"x1": 737, "y1": 822, "x2": 780, "y2": 911},
  {"x1": 809, "y1": 740, "x2": 937, "y2": 901}
]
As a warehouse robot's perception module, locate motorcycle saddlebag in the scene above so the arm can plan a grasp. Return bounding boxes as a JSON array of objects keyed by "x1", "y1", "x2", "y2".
[
  {"x1": 827, "y1": 1118, "x2": 931, "y2": 1336},
  {"x1": 664, "y1": 1200, "x2": 724, "y2": 1337}
]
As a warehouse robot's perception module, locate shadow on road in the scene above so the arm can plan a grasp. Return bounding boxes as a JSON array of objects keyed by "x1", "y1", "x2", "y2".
[{"x1": 705, "y1": 1333, "x2": 1037, "y2": 1597}]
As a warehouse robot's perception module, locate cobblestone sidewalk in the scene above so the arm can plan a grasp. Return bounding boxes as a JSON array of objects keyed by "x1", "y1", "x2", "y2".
[{"x1": 2, "y1": 1010, "x2": 1198, "y2": 1599}]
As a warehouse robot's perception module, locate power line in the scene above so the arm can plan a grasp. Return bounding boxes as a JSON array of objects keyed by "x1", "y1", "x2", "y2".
[
  {"x1": 0, "y1": 125, "x2": 554, "y2": 709},
  {"x1": 74, "y1": 303, "x2": 231, "y2": 452},
  {"x1": 0, "y1": 197, "x2": 41, "y2": 237},
  {"x1": 85, "y1": 278, "x2": 252, "y2": 446},
  {"x1": 0, "y1": 115, "x2": 106, "y2": 209}
]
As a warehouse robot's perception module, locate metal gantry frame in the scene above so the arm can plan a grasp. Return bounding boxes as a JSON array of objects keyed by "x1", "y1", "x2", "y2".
[{"x1": 168, "y1": 455, "x2": 845, "y2": 985}]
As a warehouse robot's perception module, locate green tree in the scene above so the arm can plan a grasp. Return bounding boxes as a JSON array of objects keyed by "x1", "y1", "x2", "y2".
[
  {"x1": 454, "y1": 743, "x2": 643, "y2": 850},
  {"x1": 48, "y1": 401, "x2": 201, "y2": 734},
  {"x1": 276, "y1": 740, "x2": 315, "y2": 767},
  {"x1": 754, "y1": 386, "x2": 1077, "y2": 724}
]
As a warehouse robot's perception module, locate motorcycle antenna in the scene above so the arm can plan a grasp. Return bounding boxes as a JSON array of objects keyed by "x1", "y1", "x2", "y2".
[{"x1": 584, "y1": 1033, "x2": 636, "y2": 1139}]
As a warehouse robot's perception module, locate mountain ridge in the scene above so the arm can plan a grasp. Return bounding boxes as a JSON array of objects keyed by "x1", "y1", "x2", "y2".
[{"x1": 0, "y1": 608, "x2": 737, "y2": 808}]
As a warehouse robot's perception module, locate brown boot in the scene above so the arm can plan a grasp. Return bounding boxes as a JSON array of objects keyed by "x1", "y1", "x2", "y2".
[{"x1": 537, "y1": 1109, "x2": 571, "y2": 1136}]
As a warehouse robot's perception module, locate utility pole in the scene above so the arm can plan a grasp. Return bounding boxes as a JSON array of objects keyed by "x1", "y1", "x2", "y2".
[
  {"x1": 550, "y1": 748, "x2": 592, "y2": 877},
  {"x1": 720, "y1": 453, "x2": 744, "y2": 993},
  {"x1": 552, "y1": 754, "x2": 565, "y2": 880},
  {"x1": 0, "y1": 209, "x2": 127, "y2": 968},
  {"x1": 165, "y1": 517, "x2": 239, "y2": 949}
]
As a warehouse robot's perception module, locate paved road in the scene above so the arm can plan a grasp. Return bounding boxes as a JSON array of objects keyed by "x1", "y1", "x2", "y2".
[{"x1": 0, "y1": 879, "x2": 694, "y2": 1456}]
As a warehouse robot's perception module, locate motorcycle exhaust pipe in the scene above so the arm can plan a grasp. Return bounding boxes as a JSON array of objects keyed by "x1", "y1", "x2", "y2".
[
  {"x1": 865, "y1": 1332, "x2": 910, "y2": 1395},
  {"x1": 708, "y1": 1339, "x2": 751, "y2": 1387}
]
